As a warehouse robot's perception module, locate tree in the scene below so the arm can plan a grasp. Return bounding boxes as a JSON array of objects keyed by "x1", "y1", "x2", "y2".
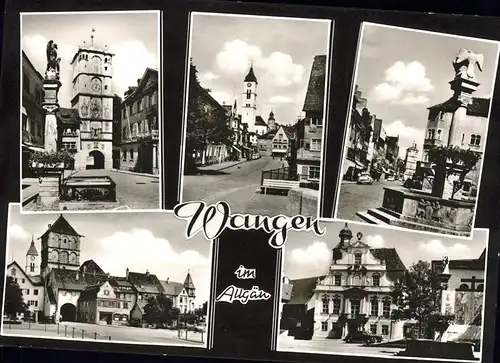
[
  {"x1": 391, "y1": 260, "x2": 443, "y2": 338},
  {"x1": 143, "y1": 295, "x2": 180, "y2": 327},
  {"x1": 427, "y1": 312, "x2": 455, "y2": 340},
  {"x1": 202, "y1": 301, "x2": 208, "y2": 315},
  {"x1": 143, "y1": 296, "x2": 162, "y2": 325},
  {"x1": 4, "y1": 276, "x2": 26, "y2": 318},
  {"x1": 185, "y1": 62, "x2": 233, "y2": 171}
]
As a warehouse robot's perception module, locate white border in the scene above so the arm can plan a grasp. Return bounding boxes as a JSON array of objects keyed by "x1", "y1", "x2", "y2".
[
  {"x1": 276, "y1": 217, "x2": 491, "y2": 363},
  {"x1": 329, "y1": 21, "x2": 500, "y2": 240},
  {"x1": 1, "y1": 202, "x2": 212, "y2": 349},
  {"x1": 19, "y1": 10, "x2": 164, "y2": 214},
  {"x1": 177, "y1": 12, "x2": 332, "y2": 219}
]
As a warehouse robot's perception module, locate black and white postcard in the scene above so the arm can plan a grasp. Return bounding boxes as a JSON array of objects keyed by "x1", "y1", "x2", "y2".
[
  {"x1": 180, "y1": 12, "x2": 331, "y2": 218},
  {"x1": 2, "y1": 204, "x2": 211, "y2": 347},
  {"x1": 279, "y1": 220, "x2": 489, "y2": 362},
  {"x1": 333, "y1": 23, "x2": 500, "y2": 238},
  {"x1": 20, "y1": 11, "x2": 162, "y2": 212}
]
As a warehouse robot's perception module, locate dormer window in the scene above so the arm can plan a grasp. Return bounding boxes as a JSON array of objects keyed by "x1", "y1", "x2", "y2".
[
  {"x1": 372, "y1": 274, "x2": 380, "y2": 287},
  {"x1": 354, "y1": 252, "x2": 362, "y2": 265},
  {"x1": 334, "y1": 274, "x2": 341, "y2": 286}
]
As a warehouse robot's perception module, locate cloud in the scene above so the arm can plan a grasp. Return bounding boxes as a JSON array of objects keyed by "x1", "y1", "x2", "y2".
[
  {"x1": 202, "y1": 72, "x2": 220, "y2": 81},
  {"x1": 287, "y1": 241, "x2": 331, "y2": 277},
  {"x1": 418, "y1": 239, "x2": 471, "y2": 261},
  {"x1": 95, "y1": 229, "x2": 210, "y2": 304},
  {"x1": 383, "y1": 120, "x2": 425, "y2": 158},
  {"x1": 365, "y1": 235, "x2": 385, "y2": 248},
  {"x1": 370, "y1": 61, "x2": 433, "y2": 104},
  {"x1": 269, "y1": 95, "x2": 294, "y2": 104},
  {"x1": 215, "y1": 39, "x2": 304, "y2": 87},
  {"x1": 8, "y1": 224, "x2": 30, "y2": 241}
]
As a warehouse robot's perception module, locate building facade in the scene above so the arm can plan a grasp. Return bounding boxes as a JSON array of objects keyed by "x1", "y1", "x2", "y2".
[
  {"x1": 69, "y1": 33, "x2": 115, "y2": 170},
  {"x1": 22, "y1": 51, "x2": 45, "y2": 176},
  {"x1": 294, "y1": 55, "x2": 326, "y2": 187},
  {"x1": 120, "y1": 68, "x2": 160, "y2": 175},
  {"x1": 271, "y1": 126, "x2": 293, "y2": 158},
  {"x1": 281, "y1": 223, "x2": 407, "y2": 341}
]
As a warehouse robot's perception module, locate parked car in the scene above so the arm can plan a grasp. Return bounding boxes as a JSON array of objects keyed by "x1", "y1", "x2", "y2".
[
  {"x1": 357, "y1": 172, "x2": 374, "y2": 185},
  {"x1": 344, "y1": 330, "x2": 383, "y2": 344}
]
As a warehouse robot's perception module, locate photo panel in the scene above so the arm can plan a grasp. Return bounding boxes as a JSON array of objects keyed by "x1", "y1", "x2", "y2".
[
  {"x1": 179, "y1": 12, "x2": 332, "y2": 218},
  {"x1": 1, "y1": 203, "x2": 212, "y2": 348},
  {"x1": 278, "y1": 219, "x2": 491, "y2": 362},
  {"x1": 333, "y1": 22, "x2": 500, "y2": 239},
  {"x1": 20, "y1": 11, "x2": 163, "y2": 213}
]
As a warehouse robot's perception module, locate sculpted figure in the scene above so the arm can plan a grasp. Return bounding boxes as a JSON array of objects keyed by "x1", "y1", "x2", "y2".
[
  {"x1": 452, "y1": 48, "x2": 484, "y2": 81},
  {"x1": 46, "y1": 40, "x2": 61, "y2": 79}
]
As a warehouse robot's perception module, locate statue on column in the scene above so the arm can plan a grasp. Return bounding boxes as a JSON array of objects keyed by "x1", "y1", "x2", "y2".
[
  {"x1": 46, "y1": 40, "x2": 61, "y2": 80},
  {"x1": 452, "y1": 48, "x2": 484, "y2": 82},
  {"x1": 442, "y1": 255, "x2": 450, "y2": 275}
]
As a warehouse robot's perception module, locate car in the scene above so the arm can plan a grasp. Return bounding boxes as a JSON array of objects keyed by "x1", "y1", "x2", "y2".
[
  {"x1": 344, "y1": 330, "x2": 383, "y2": 344},
  {"x1": 357, "y1": 172, "x2": 374, "y2": 185},
  {"x1": 387, "y1": 175, "x2": 396, "y2": 181}
]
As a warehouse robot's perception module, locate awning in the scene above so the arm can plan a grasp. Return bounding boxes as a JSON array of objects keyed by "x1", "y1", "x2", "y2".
[
  {"x1": 272, "y1": 149, "x2": 287, "y2": 153},
  {"x1": 22, "y1": 106, "x2": 27, "y2": 116},
  {"x1": 231, "y1": 145, "x2": 241, "y2": 153},
  {"x1": 22, "y1": 144, "x2": 45, "y2": 152}
]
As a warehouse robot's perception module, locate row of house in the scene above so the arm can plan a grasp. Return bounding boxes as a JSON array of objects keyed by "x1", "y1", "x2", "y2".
[
  {"x1": 6, "y1": 214, "x2": 197, "y2": 326},
  {"x1": 343, "y1": 85, "x2": 400, "y2": 181}
]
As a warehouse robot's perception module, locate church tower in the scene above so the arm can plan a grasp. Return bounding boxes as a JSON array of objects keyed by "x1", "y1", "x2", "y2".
[
  {"x1": 70, "y1": 29, "x2": 115, "y2": 170},
  {"x1": 39, "y1": 214, "x2": 83, "y2": 277},
  {"x1": 267, "y1": 110, "x2": 276, "y2": 131},
  {"x1": 25, "y1": 235, "x2": 40, "y2": 277},
  {"x1": 242, "y1": 64, "x2": 258, "y2": 133}
]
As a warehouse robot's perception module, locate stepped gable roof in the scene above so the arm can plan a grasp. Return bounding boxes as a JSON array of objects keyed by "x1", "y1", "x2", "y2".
[
  {"x1": 51, "y1": 268, "x2": 108, "y2": 291},
  {"x1": 26, "y1": 237, "x2": 38, "y2": 256},
  {"x1": 287, "y1": 275, "x2": 326, "y2": 305},
  {"x1": 39, "y1": 214, "x2": 83, "y2": 240},
  {"x1": 370, "y1": 248, "x2": 406, "y2": 281},
  {"x1": 428, "y1": 97, "x2": 490, "y2": 118},
  {"x1": 56, "y1": 108, "x2": 81, "y2": 126},
  {"x1": 80, "y1": 259, "x2": 106, "y2": 275},
  {"x1": 303, "y1": 55, "x2": 327, "y2": 112},
  {"x1": 282, "y1": 283, "x2": 293, "y2": 303},
  {"x1": 128, "y1": 271, "x2": 164, "y2": 294},
  {"x1": 159, "y1": 279, "x2": 184, "y2": 296},
  {"x1": 244, "y1": 65, "x2": 258, "y2": 83},
  {"x1": 255, "y1": 115, "x2": 268, "y2": 127}
]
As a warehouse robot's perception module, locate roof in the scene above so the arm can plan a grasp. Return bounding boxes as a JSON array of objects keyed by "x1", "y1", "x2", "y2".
[
  {"x1": 244, "y1": 65, "x2": 258, "y2": 83},
  {"x1": 259, "y1": 130, "x2": 277, "y2": 140},
  {"x1": 287, "y1": 276, "x2": 326, "y2": 305},
  {"x1": 159, "y1": 280, "x2": 184, "y2": 296},
  {"x1": 255, "y1": 115, "x2": 268, "y2": 127},
  {"x1": 51, "y1": 268, "x2": 108, "y2": 291},
  {"x1": 282, "y1": 283, "x2": 293, "y2": 302},
  {"x1": 80, "y1": 260, "x2": 105, "y2": 275},
  {"x1": 109, "y1": 276, "x2": 134, "y2": 291},
  {"x1": 22, "y1": 51, "x2": 44, "y2": 82},
  {"x1": 56, "y1": 108, "x2": 81, "y2": 126},
  {"x1": 303, "y1": 55, "x2": 327, "y2": 112},
  {"x1": 132, "y1": 301, "x2": 148, "y2": 314},
  {"x1": 6, "y1": 261, "x2": 43, "y2": 286},
  {"x1": 39, "y1": 214, "x2": 83, "y2": 240},
  {"x1": 26, "y1": 238, "x2": 38, "y2": 256},
  {"x1": 184, "y1": 272, "x2": 195, "y2": 290},
  {"x1": 123, "y1": 68, "x2": 158, "y2": 102},
  {"x1": 78, "y1": 283, "x2": 103, "y2": 300},
  {"x1": 428, "y1": 97, "x2": 490, "y2": 118},
  {"x1": 128, "y1": 271, "x2": 163, "y2": 294},
  {"x1": 432, "y1": 256, "x2": 485, "y2": 272},
  {"x1": 370, "y1": 248, "x2": 406, "y2": 271}
]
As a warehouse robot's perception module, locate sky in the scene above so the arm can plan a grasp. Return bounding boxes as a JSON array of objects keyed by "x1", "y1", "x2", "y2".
[
  {"x1": 189, "y1": 13, "x2": 331, "y2": 125},
  {"x1": 6, "y1": 205, "x2": 212, "y2": 307},
  {"x1": 22, "y1": 11, "x2": 159, "y2": 106},
  {"x1": 283, "y1": 220, "x2": 488, "y2": 280},
  {"x1": 353, "y1": 23, "x2": 500, "y2": 159}
]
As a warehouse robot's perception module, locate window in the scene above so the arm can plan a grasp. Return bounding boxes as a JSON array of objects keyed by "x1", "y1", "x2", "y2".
[
  {"x1": 370, "y1": 324, "x2": 377, "y2": 334},
  {"x1": 334, "y1": 274, "x2": 341, "y2": 286},
  {"x1": 459, "y1": 284, "x2": 469, "y2": 291},
  {"x1": 427, "y1": 129, "x2": 435, "y2": 139},
  {"x1": 436, "y1": 129, "x2": 442, "y2": 140},
  {"x1": 370, "y1": 298, "x2": 379, "y2": 316},
  {"x1": 461, "y1": 133, "x2": 465, "y2": 145},
  {"x1": 123, "y1": 302, "x2": 128, "y2": 309},
  {"x1": 22, "y1": 278, "x2": 25, "y2": 284},
  {"x1": 245, "y1": 103, "x2": 250, "y2": 107},
  {"x1": 11, "y1": 268, "x2": 16, "y2": 276},
  {"x1": 382, "y1": 299, "x2": 391, "y2": 318},
  {"x1": 308, "y1": 166, "x2": 320, "y2": 180},
  {"x1": 476, "y1": 284, "x2": 484, "y2": 292},
  {"x1": 311, "y1": 139, "x2": 322, "y2": 151},
  {"x1": 34, "y1": 301, "x2": 38, "y2": 307},
  {"x1": 354, "y1": 252, "x2": 362, "y2": 265},
  {"x1": 382, "y1": 325, "x2": 389, "y2": 335},
  {"x1": 104, "y1": 85, "x2": 108, "y2": 90},
  {"x1": 34, "y1": 289, "x2": 39, "y2": 295},
  {"x1": 332, "y1": 298, "x2": 340, "y2": 315},
  {"x1": 350, "y1": 299, "x2": 360, "y2": 316},
  {"x1": 322, "y1": 298, "x2": 329, "y2": 314},
  {"x1": 26, "y1": 289, "x2": 30, "y2": 295},
  {"x1": 246, "y1": 90, "x2": 251, "y2": 99},
  {"x1": 311, "y1": 118, "x2": 323, "y2": 127},
  {"x1": 321, "y1": 321, "x2": 328, "y2": 331},
  {"x1": 129, "y1": 149, "x2": 134, "y2": 160},
  {"x1": 30, "y1": 263, "x2": 35, "y2": 272},
  {"x1": 470, "y1": 134, "x2": 481, "y2": 146},
  {"x1": 372, "y1": 274, "x2": 380, "y2": 287}
]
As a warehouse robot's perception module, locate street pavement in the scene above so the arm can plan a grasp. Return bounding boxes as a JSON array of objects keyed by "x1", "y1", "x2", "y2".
[
  {"x1": 182, "y1": 156, "x2": 291, "y2": 216},
  {"x1": 3, "y1": 321, "x2": 204, "y2": 346},
  {"x1": 335, "y1": 180, "x2": 402, "y2": 221},
  {"x1": 22, "y1": 169, "x2": 160, "y2": 211},
  {"x1": 278, "y1": 335, "x2": 402, "y2": 357}
]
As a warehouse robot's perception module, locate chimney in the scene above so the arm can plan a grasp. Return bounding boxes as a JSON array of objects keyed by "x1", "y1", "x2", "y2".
[
  {"x1": 145, "y1": 269, "x2": 149, "y2": 276},
  {"x1": 166, "y1": 277, "x2": 169, "y2": 283},
  {"x1": 137, "y1": 78, "x2": 141, "y2": 85},
  {"x1": 48, "y1": 224, "x2": 52, "y2": 229},
  {"x1": 126, "y1": 267, "x2": 129, "y2": 279}
]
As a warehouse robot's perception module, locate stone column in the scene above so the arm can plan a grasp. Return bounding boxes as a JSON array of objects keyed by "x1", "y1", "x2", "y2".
[{"x1": 42, "y1": 78, "x2": 62, "y2": 152}]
